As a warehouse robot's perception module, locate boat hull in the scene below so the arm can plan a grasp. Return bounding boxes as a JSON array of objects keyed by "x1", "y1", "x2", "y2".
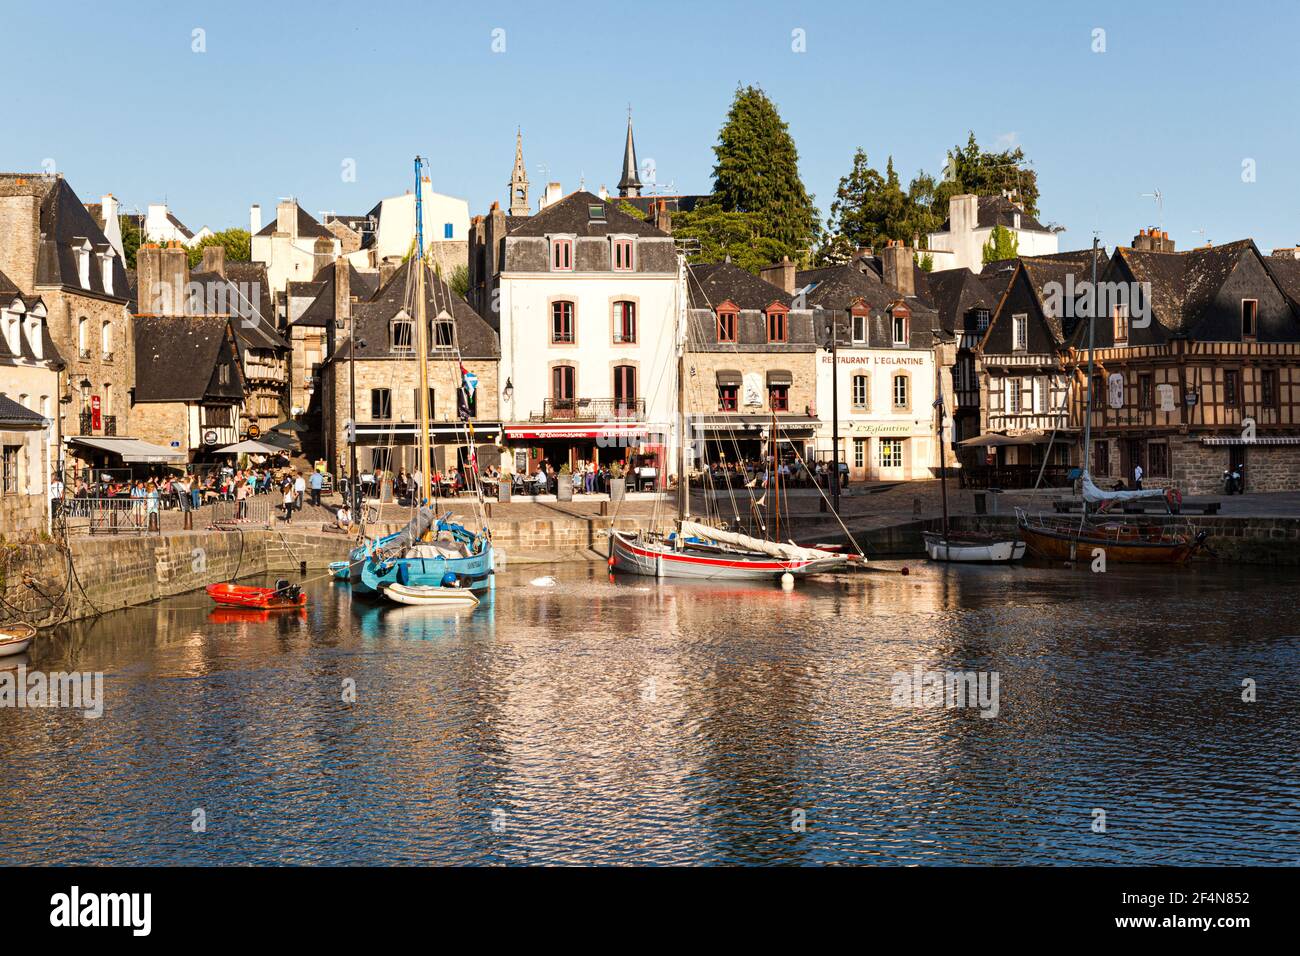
[
  {"x1": 923, "y1": 532, "x2": 1026, "y2": 563},
  {"x1": 360, "y1": 544, "x2": 495, "y2": 595},
  {"x1": 205, "y1": 583, "x2": 307, "y2": 609},
  {"x1": 384, "y1": 583, "x2": 479, "y2": 608},
  {"x1": 1017, "y1": 521, "x2": 1199, "y2": 563},
  {"x1": 0, "y1": 623, "x2": 36, "y2": 657},
  {"x1": 609, "y1": 531, "x2": 842, "y2": 581}
]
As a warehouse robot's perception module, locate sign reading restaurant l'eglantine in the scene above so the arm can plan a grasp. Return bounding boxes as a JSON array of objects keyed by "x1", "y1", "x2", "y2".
[{"x1": 821, "y1": 354, "x2": 927, "y2": 366}]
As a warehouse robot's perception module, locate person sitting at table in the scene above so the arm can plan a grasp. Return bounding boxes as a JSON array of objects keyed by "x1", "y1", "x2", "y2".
[{"x1": 534, "y1": 465, "x2": 548, "y2": 494}]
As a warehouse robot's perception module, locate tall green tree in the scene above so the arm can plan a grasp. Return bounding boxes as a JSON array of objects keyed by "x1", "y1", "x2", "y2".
[
  {"x1": 187, "y1": 229, "x2": 252, "y2": 269},
  {"x1": 710, "y1": 85, "x2": 819, "y2": 262},
  {"x1": 671, "y1": 202, "x2": 789, "y2": 274},
  {"x1": 119, "y1": 214, "x2": 143, "y2": 270}
]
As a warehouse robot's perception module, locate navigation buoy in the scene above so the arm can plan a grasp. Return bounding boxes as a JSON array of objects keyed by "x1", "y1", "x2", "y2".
[
  {"x1": 608, "y1": 556, "x2": 616, "y2": 568},
  {"x1": 780, "y1": 572, "x2": 794, "y2": 590}
]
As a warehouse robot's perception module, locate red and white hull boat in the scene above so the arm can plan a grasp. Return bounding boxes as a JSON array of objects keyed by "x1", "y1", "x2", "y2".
[{"x1": 609, "y1": 526, "x2": 849, "y2": 581}]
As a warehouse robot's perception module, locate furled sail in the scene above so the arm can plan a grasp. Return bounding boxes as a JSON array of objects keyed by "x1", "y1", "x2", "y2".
[
  {"x1": 1080, "y1": 471, "x2": 1168, "y2": 504},
  {"x1": 678, "y1": 520, "x2": 845, "y2": 563}
]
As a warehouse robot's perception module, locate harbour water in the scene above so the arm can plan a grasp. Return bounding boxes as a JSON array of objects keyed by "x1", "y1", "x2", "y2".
[{"x1": 1, "y1": 561, "x2": 1297, "y2": 865}]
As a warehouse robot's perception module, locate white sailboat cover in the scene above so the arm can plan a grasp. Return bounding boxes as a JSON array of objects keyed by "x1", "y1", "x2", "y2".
[
  {"x1": 1080, "y1": 471, "x2": 1168, "y2": 504},
  {"x1": 679, "y1": 520, "x2": 846, "y2": 563}
]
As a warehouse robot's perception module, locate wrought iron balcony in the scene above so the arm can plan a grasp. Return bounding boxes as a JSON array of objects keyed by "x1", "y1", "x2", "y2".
[
  {"x1": 79, "y1": 411, "x2": 94, "y2": 434},
  {"x1": 530, "y1": 398, "x2": 644, "y2": 422},
  {"x1": 102, "y1": 415, "x2": 117, "y2": 436}
]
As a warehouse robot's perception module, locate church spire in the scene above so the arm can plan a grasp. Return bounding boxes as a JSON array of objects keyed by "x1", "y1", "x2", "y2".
[
  {"x1": 617, "y1": 108, "x2": 642, "y2": 198},
  {"x1": 508, "y1": 127, "x2": 530, "y2": 216}
]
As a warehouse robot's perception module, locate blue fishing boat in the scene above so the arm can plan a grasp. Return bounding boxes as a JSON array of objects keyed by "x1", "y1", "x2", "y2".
[{"x1": 359, "y1": 510, "x2": 494, "y2": 594}]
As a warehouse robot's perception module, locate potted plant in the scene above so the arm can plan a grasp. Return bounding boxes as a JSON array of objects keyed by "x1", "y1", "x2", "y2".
[
  {"x1": 557, "y1": 463, "x2": 573, "y2": 501},
  {"x1": 609, "y1": 461, "x2": 626, "y2": 502}
]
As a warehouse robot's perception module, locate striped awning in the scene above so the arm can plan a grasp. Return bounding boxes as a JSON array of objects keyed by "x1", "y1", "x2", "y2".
[{"x1": 1201, "y1": 436, "x2": 1300, "y2": 446}]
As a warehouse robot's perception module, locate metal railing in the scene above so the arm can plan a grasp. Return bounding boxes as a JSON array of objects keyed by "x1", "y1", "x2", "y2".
[
  {"x1": 59, "y1": 497, "x2": 162, "y2": 535},
  {"x1": 531, "y1": 398, "x2": 645, "y2": 422},
  {"x1": 78, "y1": 411, "x2": 93, "y2": 434},
  {"x1": 102, "y1": 415, "x2": 117, "y2": 436}
]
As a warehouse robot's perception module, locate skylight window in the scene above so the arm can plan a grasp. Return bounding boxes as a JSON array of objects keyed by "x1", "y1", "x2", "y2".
[{"x1": 588, "y1": 205, "x2": 607, "y2": 220}]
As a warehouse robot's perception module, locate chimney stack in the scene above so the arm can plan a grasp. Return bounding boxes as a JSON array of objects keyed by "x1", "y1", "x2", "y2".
[
  {"x1": 199, "y1": 243, "x2": 226, "y2": 278},
  {"x1": 379, "y1": 258, "x2": 399, "y2": 290},
  {"x1": 313, "y1": 236, "x2": 333, "y2": 278},
  {"x1": 250, "y1": 203, "x2": 262, "y2": 235},
  {"x1": 760, "y1": 256, "x2": 797, "y2": 295},
  {"x1": 276, "y1": 200, "x2": 297, "y2": 238},
  {"x1": 653, "y1": 199, "x2": 672, "y2": 236},
  {"x1": 881, "y1": 240, "x2": 916, "y2": 297},
  {"x1": 138, "y1": 243, "x2": 188, "y2": 315},
  {"x1": 1134, "y1": 226, "x2": 1175, "y2": 252}
]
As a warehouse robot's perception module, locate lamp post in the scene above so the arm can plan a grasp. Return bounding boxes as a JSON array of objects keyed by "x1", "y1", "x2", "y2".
[{"x1": 825, "y1": 313, "x2": 841, "y2": 515}]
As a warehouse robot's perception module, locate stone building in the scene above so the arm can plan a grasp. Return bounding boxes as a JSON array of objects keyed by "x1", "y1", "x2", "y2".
[
  {"x1": 250, "y1": 199, "x2": 343, "y2": 300},
  {"x1": 341, "y1": 184, "x2": 469, "y2": 285},
  {"x1": 1066, "y1": 235, "x2": 1300, "y2": 494},
  {"x1": 973, "y1": 248, "x2": 1104, "y2": 486},
  {"x1": 684, "y1": 260, "x2": 819, "y2": 470},
  {"x1": 467, "y1": 190, "x2": 680, "y2": 479},
  {"x1": 797, "y1": 244, "x2": 947, "y2": 482},
  {"x1": 321, "y1": 258, "x2": 500, "y2": 480},
  {"x1": 130, "y1": 243, "x2": 255, "y2": 463},
  {"x1": 0, "y1": 173, "x2": 136, "y2": 478},
  {"x1": 0, "y1": 394, "x2": 51, "y2": 535}
]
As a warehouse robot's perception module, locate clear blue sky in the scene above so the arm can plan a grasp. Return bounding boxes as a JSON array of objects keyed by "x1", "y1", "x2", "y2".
[{"x1": 6, "y1": 0, "x2": 1299, "y2": 253}]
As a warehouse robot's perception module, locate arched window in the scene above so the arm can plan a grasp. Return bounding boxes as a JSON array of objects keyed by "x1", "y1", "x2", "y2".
[
  {"x1": 78, "y1": 317, "x2": 89, "y2": 358},
  {"x1": 101, "y1": 320, "x2": 113, "y2": 359}
]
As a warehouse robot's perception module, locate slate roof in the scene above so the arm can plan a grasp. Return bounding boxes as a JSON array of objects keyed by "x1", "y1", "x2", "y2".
[
  {"x1": 165, "y1": 211, "x2": 194, "y2": 240},
  {"x1": 686, "y1": 261, "x2": 794, "y2": 310},
  {"x1": 923, "y1": 267, "x2": 1010, "y2": 334},
  {"x1": 254, "y1": 204, "x2": 334, "y2": 240},
  {"x1": 937, "y1": 195, "x2": 1051, "y2": 234},
  {"x1": 1017, "y1": 247, "x2": 1109, "y2": 343},
  {"x1": 0, "y1": 394, "x2": 45, "y2": 427},
  {"x1": 1112, "y1": 239, "x2": 1257, "y2": 334},
  {"x1": 289, "y1": 262, "x2": 380, "y2": 329},
  {"x1": 0, "y1": 267, "x2": 18, "y2": 298},
  {"x1": 1264, "y1": 254, "x2": 1300, "y2": 310},
  {"x1": 795, "y1": 263, "x2": 944, "y2": 348},
  {"x1": 334, "y1": 259, "x2": 499, "y2": 362},
  {"x1": 0, "y1": 174, "x2": 129, "y2": 301},
  {"x1": 188, "y1": 263, "x2": 288, "y2": 351},
  {"x1": 133, "y1": 315, "x2": 244, "y2": 403},
  {"x1": 507, "y1": 191, "x2": 668, "y2": 239}
]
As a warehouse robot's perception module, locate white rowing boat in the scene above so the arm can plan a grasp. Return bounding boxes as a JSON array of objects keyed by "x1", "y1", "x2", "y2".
[
  {"x1": 0, "y1": 622, "x2": 37, "y2": 657},
  {"x1": 383, "y1": 582, "x2": 479, "y2": 608},
  {"x1": 922, "y1": 531, "x2": 1026, "y2": 563}
]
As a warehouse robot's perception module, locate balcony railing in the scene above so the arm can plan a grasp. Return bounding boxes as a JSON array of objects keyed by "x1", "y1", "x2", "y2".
[
  {"x1": 531, "y1": 398, "x2": 645, "y2": 422},
  {"x1": 103, "y1": 415, "x2": 117, "y2": 436},
  {"x1": 79, "y1": 411, "x2": 93, "y2": 434}
]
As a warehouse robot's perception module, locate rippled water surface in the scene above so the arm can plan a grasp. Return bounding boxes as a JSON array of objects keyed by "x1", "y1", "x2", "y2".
[{"x1": 1, "y1": 559, "x2": 1297, "y2": 865}]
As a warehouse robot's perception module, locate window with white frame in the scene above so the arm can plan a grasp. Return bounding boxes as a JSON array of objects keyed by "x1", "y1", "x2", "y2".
[
  {"x1": 1012, "y1": 313, "x2": 1028, "y2": 351},
  {"x1": 78, "y1": 317, "x2": 89, "y2": 358},
  {"x1": 101, "y1": 320, "x2": 112, "y2": 359},
  {"x1": 892, "y1": 373, "x2": 909, "y2": 408},
  {"x1": 1036, "y1": 377, "x2": 1050, "y2": 413},
  {"x1": 851, "y1": 312, "x2": 866, "y2": 343},
  {"x1": 892, "y1": 314, "x2": 908, "y2": 345},
  {"x1": 1007, "y1": 378, "x2": 1022, "y2": 414},
  {"x1": 611, "y1": 238, "x2": 634, "y2": 271},
  {"x1": 853, "y1": 437, "x2": 866, "y2": 469},
  {"x1": 1114, "y1": 304, "x2": 1129, "y2": 344},
  {"x1": 851, "y1": 373, "x2": 868, "y2": 410}
]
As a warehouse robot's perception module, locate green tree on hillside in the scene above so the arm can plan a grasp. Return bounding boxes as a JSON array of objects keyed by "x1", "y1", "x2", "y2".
[{"x1": 187, "y1": 229, "x2": 252, "y2": 269}]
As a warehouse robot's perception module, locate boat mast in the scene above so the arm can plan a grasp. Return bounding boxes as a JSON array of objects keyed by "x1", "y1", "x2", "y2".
[
  {"x1": 936, "y1": 365, "x2": 949, "y2": 538},
  {"x1": 414, "y1": 156, "x2": 433, "y2": 505},
  {"x1": 1083, "y1": 233, "x2": 1099, "y2": 510},
  {"x1": 676, "y1": 253, "x2": 688, "y2": 523},
  {"x1": 772, "y1": 405, "x2": 780, "y2": 543}
]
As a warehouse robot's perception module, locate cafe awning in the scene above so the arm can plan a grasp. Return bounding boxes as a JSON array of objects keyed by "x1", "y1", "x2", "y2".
[
  {"x1": 716, "y1": 369, "x2": 742, "y2": 387},
  {"x1": 67, "y1": 436, "x2": 187, "y2": 463},
  {"x1": 214, "y1": 439, "x2": 290, "y2": 455},
  {"x1": 766, "y1": 369, "x2": 793, "y2": 386}
]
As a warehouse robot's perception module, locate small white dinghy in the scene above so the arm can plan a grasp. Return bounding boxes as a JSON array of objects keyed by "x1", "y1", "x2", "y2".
[
  {"x1": 922, "y1": 532, "x2": 1026, "y2": 563},
  {"x1": 0, "y1": 622, "x2": 37, "y2": 657},
  {"x1": 383, "y1": 582, "x2": 479, "y2": 608}
]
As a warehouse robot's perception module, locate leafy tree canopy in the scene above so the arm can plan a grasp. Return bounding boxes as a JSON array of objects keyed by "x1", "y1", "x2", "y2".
[
  {"x1": 981, "y1": 224, "x2": 1019, "y2": 265},
  {"x1": 187, "y1": 229, "x2": 252, "y2": 269},
  {"x1": 670, "y1": 202, "x2": 789, "y2": 275}
]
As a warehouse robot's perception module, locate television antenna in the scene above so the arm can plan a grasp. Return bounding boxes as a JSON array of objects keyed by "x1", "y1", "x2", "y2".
[{"x1": 1140, "y1": 189, "x2": 1163, "y2": 229}]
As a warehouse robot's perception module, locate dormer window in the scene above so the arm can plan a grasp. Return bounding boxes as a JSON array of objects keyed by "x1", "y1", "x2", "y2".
[
  {"x1": 850, "y1": 308, "x2": 868, "y2": 343},
  {"x1": 1242, "y1": 299, "x2": 1258, "y2": 340},
  {"x1": 74, "y1": 239, "x2": 92, "y2": 288},
  {"x1": 26, "y1": 303, "x2": 45, "y2": 361},
  {"x1": 891, "y1": 312, "x2": 909, "y2": 346},
  {"x1": 390, "y1": 310, "x2": 413, "y2": 352},
  {"x1": 1114, "y1": 304, "x2": 1129, "y2": 344},
  {"x1": 433, "y1": 313, "x2": 455, "y2": 348},
  {"x1": 2, "y1": 305, "x2": 19, "y2": 355},
  {"x1": 716, "y1": 302, "x2": 737, "y2": 343},
  {"x1": 973, "y1": 309, "x2": 990, "y2": 333},
  {"x1": 550, "y1": 237, "x2": 573, "y2": 271},
  {"x1": 99, "y1": 250, "x2": 115, "y2": 295},
  {"x1": 766, "y1": 304, "x2": 789, "y2": 343},
  {"x1": 611, "y1": 237, "x2": 634, "y2": 271}
]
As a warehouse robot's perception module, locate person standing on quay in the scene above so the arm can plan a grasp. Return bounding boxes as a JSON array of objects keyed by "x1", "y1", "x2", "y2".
[
  {"x1": 1133, "y1": 462, "x2": 1144, "y2": 491},
  {"x1": 294, "y1": 471, "x2": 306, "y2": 511},
  {"x1": 309, "y1": 468, "x2": 323, "y2": 508},
  {"x1": 282, "y1": 482, "x2": 295, "y2": 523}
]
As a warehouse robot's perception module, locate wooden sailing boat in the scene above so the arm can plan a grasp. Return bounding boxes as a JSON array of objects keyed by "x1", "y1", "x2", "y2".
[
  {"x1": 357, "y1": 156, "x2": 494, "y2": 599},
  {"x1": 923, "y1": 368, "x2": 1025, "y2": 562},
  {"x1": 1014, "y1": 237, "x2": 1209, "y2": 563},
  {"x1": 608, "y1": 253, "x2": 849, "y2": 581}
]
